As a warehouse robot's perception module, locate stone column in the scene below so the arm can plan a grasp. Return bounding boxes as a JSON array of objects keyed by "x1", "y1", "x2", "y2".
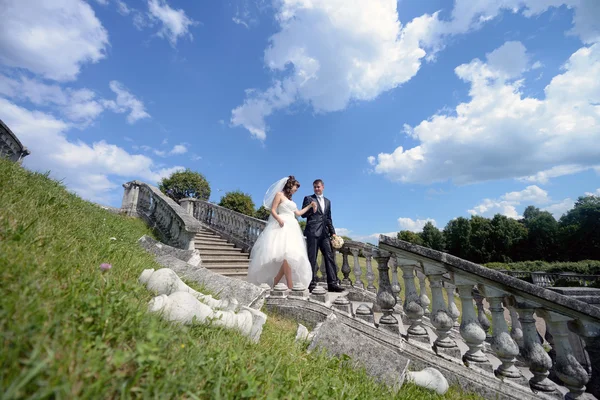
[
  {"x1": 481, "y1": 286, "x2": 526, "y2": 385},
  {"x1": 340, "y1": 248, "x2": 352, "y2": 287},
  {"x1": 537, "y1": 310, "x2": 590, "y2": 399},
  {"x1": 416, "y1": 270, "x2": 431, "y2": 317},
  {"x1": 569, "y1": 319, "x2": 600, "y2": 399},
  {"x1": 426, "y1": 268, "x2": 460, "y2": 359},
  {"x1": 445, "y1": 282, "x2": 460, "y2": 328},
  {"x1": 121, "y1": 182, "x2": 139, "y2": 216},
  {"x1": 511, "y1": 299, "x2": 558, "y2": 396},
  {"x1": 399, "y1": 259, "x2": 429, "y2": 344},
  {"x1": 179, "y1": 198, "x2": 195, "y2": 215},
  {"x1": 473, "y1": 287, "x2": 492, "y2": 342},
  {"x1": 389, "y1": 256, "x2": 402, "y2": 307},
  {"x1": 351, "y1": 248, "x2": 363, "y2": 289},
  {"x1": 374, "y1": 250, "x2": 399, "y2": 335},
  {"x1": 364, "y1": 249, "x2": 377, "y2": 293},
  {"x1": 455, "y1": 277, "x2": 493, "y2": 373}
]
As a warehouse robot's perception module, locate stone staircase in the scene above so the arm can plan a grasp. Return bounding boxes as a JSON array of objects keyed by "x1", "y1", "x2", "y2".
[{"x1": 194, "y1": 228, "x2": 249, "y2": 279}]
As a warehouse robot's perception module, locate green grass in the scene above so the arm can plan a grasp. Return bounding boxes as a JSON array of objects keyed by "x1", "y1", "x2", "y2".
[{"x1": 0, "y1": 158, "x2": 481, "y2": 399}]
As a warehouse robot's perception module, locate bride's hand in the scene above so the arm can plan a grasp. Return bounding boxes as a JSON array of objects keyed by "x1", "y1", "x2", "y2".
[
  {"x1": 278, "y1": 219, "x2": 284, "y2": 227},
  {"x1": 311, "y1": 201, "x2": 317, "y2": 211}
]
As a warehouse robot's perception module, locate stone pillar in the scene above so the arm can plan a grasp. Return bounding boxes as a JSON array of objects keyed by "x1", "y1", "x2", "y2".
[
  {"x1": 473, "y1": 288, "x2": 492, "y2": 342},
  {"x1": 538, "y1": 310, "x2": 590, "y2": 399},
  {"x1": 332, "y1": 296, "x2": 352, "y2": 315},
  {"x1": 512, "y1": 299, "x2": 558, "y2": 396},
  {"x1": 355, "y1": 304, "x2": 375, "y2": 325},
  {"x1": 121, "y1": 182, "x2": 139, "y2": 216},
  {"x1": 351, "y1": 248, "x2": 363, "y2": 289},
  {"x1": 179, "y1": 198, "x2": 195, "y2": 215},
  {"x1": 416, "y1": 270, "x2": 431, "y2": 317},
  {"x1": 455, "y1": 278, "x2": 493, "y2": 373},
  {"x1": 481, "y1": 286, "x2": 527, "y2": 385},
  {"x1": 389, "y1": 256, "x2": 402, "y2": 307},
  {"x1": 427, "y1": 271, "x2": 460, "y2": 359},
  {"x1": 445, "y1": 282, "x2": 460, "y2": 328},
  {"x1": 364, "y1": 249, "x2": 377, "y2": 293},
  {"x1": 340, "y1": 248, "x2": 352, "y2": 287},
  {"x1": 569, "y1": 319, "x2": 600, "y2": 399},
  {"x1": 374, "y1": 250, "x2": 399, "y2": 335},
  {"x1": 399, "y1": 259, "x2": 429, "y2": 344}
]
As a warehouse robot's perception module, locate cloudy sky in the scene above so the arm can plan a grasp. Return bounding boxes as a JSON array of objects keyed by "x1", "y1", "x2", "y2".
[{"x1": 1, "y1": 0, "x2": 599, "y2": 242}]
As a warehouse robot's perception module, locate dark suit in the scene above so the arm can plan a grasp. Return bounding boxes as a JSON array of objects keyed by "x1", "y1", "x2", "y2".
[{"x1": 302, "y1": 194, "x2": 338, "y2": 286}]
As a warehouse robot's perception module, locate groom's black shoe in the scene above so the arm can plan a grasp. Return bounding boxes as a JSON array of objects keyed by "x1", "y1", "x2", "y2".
[
  {"x1": 308, "y1": 282, "x2": 316, "y2": 293},
  {"x1": 327, "y1": 283, "x2": 345, "y2": 293}
]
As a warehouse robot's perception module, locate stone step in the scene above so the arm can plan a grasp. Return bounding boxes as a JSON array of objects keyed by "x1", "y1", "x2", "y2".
[
  {"x1": 208, "y1": 265, "x2": 250, "y2": 275},
  {"x1": 195, "y1": 237, "x2": 229, "y2": 244},
  {"x1": 198, "y1": 248, "x2": 243, "y2": 255},
  {"x1": 195, "y1": 233, "x2": 222, "y2": 240},
  {"x1": 195, "y1": 243, "x2": 236, "y2": 250},
  {"x1": 201, "y1": 256, "x2": 249, "y2": 263}
]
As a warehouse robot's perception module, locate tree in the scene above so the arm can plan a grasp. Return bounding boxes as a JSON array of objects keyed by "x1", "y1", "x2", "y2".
[
  {"x1": 420, "y1": 222, "x2": 445, "y2": 251},
  {"x1": 159, "y1": 169, "x2": 210, "y2": 202},
  {"x1": 488, "y1": 214, "x2": 527, "y2": 262},
  {"x1": 520, "y1": 206, "x2": 558, "y2": 261},
  {"x1": 298, "y1": 220, "x2": 306, "y2": 231},
  {"x1": 340, "y1": 235, "x2": 353, "y2": 242},
  {"x1": 558, "y1": 195, "x2": 600, "y2": 261},
  {"x1": 468, "y1": 216, "x2": 493, "y2": 264},
  {"x1": 444, "y1": 217, "x2": 472, "y2": 259},
  {"x1": 219, "y1": 191, "x2": 255, "y2": 217},
  {"x1": 255, "y1": 205, "x2": 271, "y2": 221},
  {"x1": 397, "y1": 230, "x2": 424, "y2": 246}
]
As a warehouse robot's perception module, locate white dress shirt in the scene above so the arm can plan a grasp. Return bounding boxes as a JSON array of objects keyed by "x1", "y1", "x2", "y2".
[{"x1": 317, "y1": 195, "x2": 325, "y2": 213}]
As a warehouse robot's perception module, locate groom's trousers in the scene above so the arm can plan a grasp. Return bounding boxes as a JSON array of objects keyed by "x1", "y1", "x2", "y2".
[{"x1": 306, "y1": 234, "x2": 338, "y2": 286}]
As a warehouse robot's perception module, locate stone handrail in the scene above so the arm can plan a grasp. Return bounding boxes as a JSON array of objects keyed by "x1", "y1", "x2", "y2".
[
  {"x1": 121, "y1": 181, "x2": 202, "y2": 250},
  {"x1": 179, "y1": 198, "x2": 267, "y2": 253},
  {"x1": 0, "y1": 119, "x2": 30, "y2": 163},
  {"x1": 375, "y1": 235, "x2": 600, "y2": 399},
  {"x1": 499, "y1": 269, "x2": 600, "y2": 288}
]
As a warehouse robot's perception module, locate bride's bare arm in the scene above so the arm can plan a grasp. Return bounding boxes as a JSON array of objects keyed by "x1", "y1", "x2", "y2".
[
  {"x1": 271, "y1": 192, "x2": 285, "y2": 226},
  {"x1": 294, "y1": 201, "x2": 317, "y2": 216}
]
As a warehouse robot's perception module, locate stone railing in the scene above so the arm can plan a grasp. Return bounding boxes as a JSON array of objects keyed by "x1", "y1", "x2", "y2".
[
  {"x1": 179, "y1": 198, "x2": 267, "y2": 253},
  {"x1": 121, "y1": 181, "x2": 202, "y2": 250},
  {"x1": 499, "y1": 270, "x2": 600, "y2": 288},
  {"x1": 0, "y1": 119, "x2": 30, "y2": 163},
  {"x1": 374, "y1": 235, "x2": 600, "y2": 400}
]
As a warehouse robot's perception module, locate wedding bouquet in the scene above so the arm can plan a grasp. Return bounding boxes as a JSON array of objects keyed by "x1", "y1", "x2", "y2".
[{"x1": 331, "y1": 235, "x2": 344, "y2": 249}]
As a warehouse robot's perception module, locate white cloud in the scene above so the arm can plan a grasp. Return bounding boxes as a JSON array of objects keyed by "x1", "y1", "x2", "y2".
[
  {"x1": 468, "y1": 185, "x2": 550, "y2": 218},
  {"x1": 116, "y1": 0, "x2": 131, "y2": 15},
  {"x1": 335, "y1": 228, "x2": 352, "y2": 237},
  {"x1": 367, "y1": 156, "x2": 376, "y2": 166},
  {"x1": 0, "y1": 75, "x2": 149, "y2": 125},
  {"x1": 585, "y1": 188, "x2": 600, "y2": 196},
  {"x1": 0, "y1": 98, "x2": 181, "y2": 204},
  {"x1": 543, "y1": 198, "x2": 575, "y2": 219},
  {"x1": 485, "y1": 41, "x2": 530, "y2": 78},
  {"x1": 105, "y1": 81, "x2": 151, "y2": 124},
  {"x1": 0, "y1": 0, "x2": 109, "y2": 82},
  {"x1": 169, "y1": 144, "x2": 188, "y2": 155},
  {"x1": 370, "y1": 41, "x2": 600, "y2": 185},
  {"x1": 231, "y1": 0, "x2": 437, "y2": 139},
  {"x1": 147, "y1": 0, "x2": 197, "y2": 46},
  {"x1": 353, "y1": 231, "x2": 397, "y2": 244},
  {"x1": 397, "y1": 217, "x2": 436, "y2": 232}
]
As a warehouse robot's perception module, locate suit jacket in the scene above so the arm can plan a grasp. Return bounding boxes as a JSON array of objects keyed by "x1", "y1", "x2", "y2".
[{"x1": 301, "y1": 194, "x2": 336, "y2": 238}]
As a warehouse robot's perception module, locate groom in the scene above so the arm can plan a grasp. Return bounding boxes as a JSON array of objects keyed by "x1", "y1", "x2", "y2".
[{"x1": 301, "y1": 179, "x2": 344, "y2": 293}]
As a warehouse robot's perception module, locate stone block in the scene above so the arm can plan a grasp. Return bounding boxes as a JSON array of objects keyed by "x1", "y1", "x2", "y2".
[{"x1": 139, "y1": 235, "x2": 201, "y2": 266}]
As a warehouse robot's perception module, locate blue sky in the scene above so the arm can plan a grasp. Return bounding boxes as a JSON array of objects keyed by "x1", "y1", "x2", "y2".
[{"x1": 1, "y1": 0, "x2": 599, "y2": 242}]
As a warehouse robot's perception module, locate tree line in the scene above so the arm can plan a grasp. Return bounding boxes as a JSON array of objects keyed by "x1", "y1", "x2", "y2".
[{"x1": 397, "y1": 195, "x2": 600, "y2": 264}]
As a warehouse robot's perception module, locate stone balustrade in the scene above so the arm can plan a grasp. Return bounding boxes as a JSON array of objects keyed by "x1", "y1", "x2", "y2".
[
  {"x1": 179, "y1": 198, "x2": 267, "y2": 253},
  {"x1": 0, "y1": 119, "x2": 30, "y2": 164},
  {"x1": 499, "y1": 270, "x2": 600, "y2": 288},
  {"x1": 121, "y1": 181, "x2": 202, "y2": 250},
  {"x1": 377, "y1": 235, "x2": 600, "y2": 399}
]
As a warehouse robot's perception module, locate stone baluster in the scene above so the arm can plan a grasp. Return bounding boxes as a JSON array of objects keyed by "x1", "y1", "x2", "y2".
[
  {"x1": 416, "y1": 270, "x2": 431, "y2": 317},
  {"x1": 454, "y1": 276, "x2": 493, "y2": 373},
  {"x1": 399, "y1": 259, "x2": 429, "y2": 344},
  {"x1": 569, "y1": 319, "x2": 600, "y2": 399},
  {"x1": 472, "y1": 288, "x2": 492, "y2": 342},
  {"x1": 537, "y1": 310, "x2": 590, "y2": 399},
  {"x1": 374, "y1": 250, "x2": 399, "y2": 335},
  {"x1": 351, "y1": 248, "x2": 363, "y2": 289},
  {"x1": 444, "y1": 282, "x2": 460, "y2": 328},
  {"x1": 424, "y1": 263, "x2": 460, "y2": 359},
  {"x1": 480, "y1": 286, "x2": 527, "y2": 385},
  {"x1": 508, "y1": 298, "x2": 558, "y2": 396},
  {"x1": 389, "y1": 256, "x2": 402, "y2": 307},
  {"x1": 340, "y1": 248, "x2": 352, "y2": 286},
  {"x1": 364, "y1": 248, "x2": 377, "y2": 293},
  {"x1": 318, "y1": 257, "x2": 327, "y2": 283}
]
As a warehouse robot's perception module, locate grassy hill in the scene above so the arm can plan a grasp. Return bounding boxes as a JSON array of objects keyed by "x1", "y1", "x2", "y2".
[{"x1": 0, "y1": 158, "x2": 479, "y2": 399}]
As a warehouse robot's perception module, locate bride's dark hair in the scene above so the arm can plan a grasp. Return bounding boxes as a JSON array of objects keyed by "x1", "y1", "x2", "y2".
[{"x1": 283, "y1": 176, "x2": 300, "y2": 200}]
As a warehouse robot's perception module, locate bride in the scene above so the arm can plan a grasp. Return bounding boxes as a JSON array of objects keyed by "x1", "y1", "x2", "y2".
[{"x1": 247, "y1": 176, "x2": 317, "y2": 289}]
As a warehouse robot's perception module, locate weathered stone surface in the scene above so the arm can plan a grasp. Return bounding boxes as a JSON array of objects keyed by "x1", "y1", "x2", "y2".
[
  {"x1": 139, "y1": 235, "x2": 201, "y2": 266},
  {"x1": 307, "y1": 314, "x2": 410, "y2": 390},
  {"x1": 153, "y1": 254, "x2": 266, "y2": 309},
  {"x1": 295, "y1": 324, "x2": 310, "y2": 342}
]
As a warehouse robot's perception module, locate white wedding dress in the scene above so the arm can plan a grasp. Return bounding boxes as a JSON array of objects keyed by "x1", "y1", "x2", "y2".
[{"x1": 247, "y1": 197, "x2": 312, "y2": 289}]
